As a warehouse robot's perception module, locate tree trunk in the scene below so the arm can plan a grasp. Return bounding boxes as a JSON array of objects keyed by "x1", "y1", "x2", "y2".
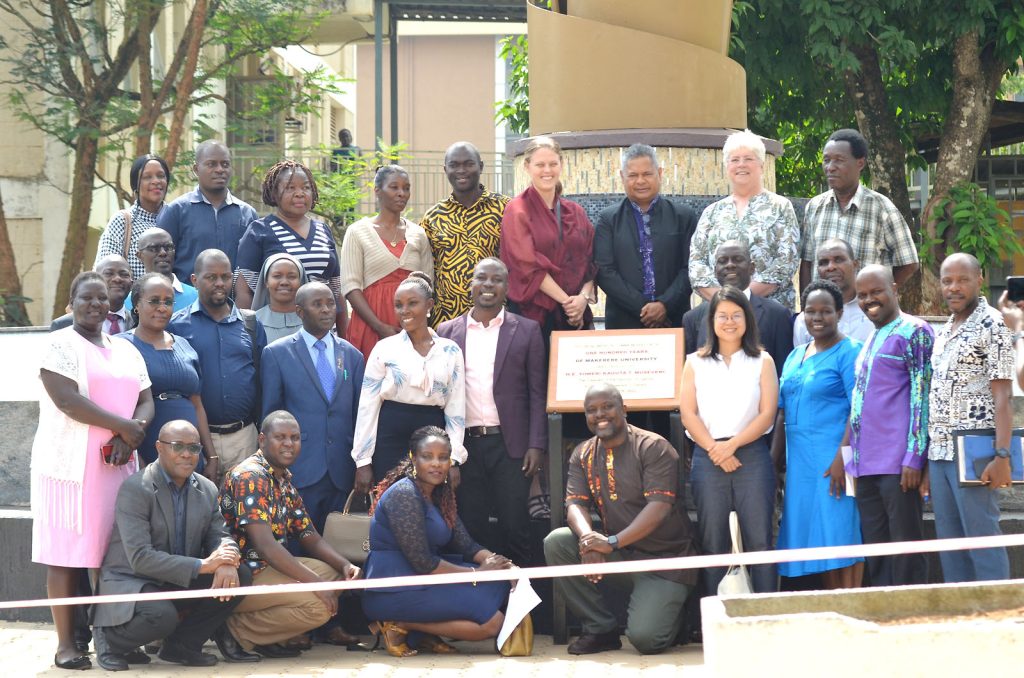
[
  {"x1": 0, "y1": 185, "x2": 29, "y2": 326},
  {"x1": 163, "y1": 0, "x2": 209, "y2": 168},
  {"x1": 52, "y1": 132, "x2": 100, "y2": 319},
  {"x1": 134, "y1": 0, "x2": 156, "y2": 157}
]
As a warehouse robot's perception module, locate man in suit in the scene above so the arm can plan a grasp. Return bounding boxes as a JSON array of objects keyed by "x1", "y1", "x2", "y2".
[
  {"x1": 594, "y1": 143, "x2": 698, "y2": 329},
  {"x1": 261, "y1": 282, "x2": 366, "y2": 535},
  {"x1": 50, "y1": 254, "x2": 135, "y2": 332},
  {"x1": 92, "y1": 420, "x2": 258, "y2": 671},
  {"x1": 682, "y1": 240, "x2": 793, "y2": 377},
  {"x1": 437, "y1": 257, "x2": 547, "y2": 563}
]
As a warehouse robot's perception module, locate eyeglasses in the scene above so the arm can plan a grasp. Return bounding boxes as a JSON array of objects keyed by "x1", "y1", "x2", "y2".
[
  {"x1": 140, "y1": 244, "x2": 175, "y2": 254},
  {"x1": 158, "y1": 440, "x2": 203, "y2": 456},
  {"x1": 144, "y1": 298, "x2": 175, "y2": 308},
  {"x1": 714, "y1": 313, "x2": 745, "y2": 323}
]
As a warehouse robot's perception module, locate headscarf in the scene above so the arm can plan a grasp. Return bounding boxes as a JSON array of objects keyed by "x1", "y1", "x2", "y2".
[{"x1": 251, "y1": 253, "x2": 306, "y2": 310}]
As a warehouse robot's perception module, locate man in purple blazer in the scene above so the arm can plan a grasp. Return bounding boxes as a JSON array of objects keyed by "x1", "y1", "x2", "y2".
[{"x1": 437, "y1": 257, "x2": 548, "y2": 564}]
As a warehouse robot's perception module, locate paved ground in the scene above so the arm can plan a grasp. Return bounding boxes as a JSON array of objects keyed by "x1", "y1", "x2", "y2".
[{"x1": 0, "y1": 622, "x2": 707, "y2": 677}]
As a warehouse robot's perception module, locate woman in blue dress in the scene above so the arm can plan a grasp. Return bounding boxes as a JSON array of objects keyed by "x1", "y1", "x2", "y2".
[
  {"x1": 363, "y1": 426, "x2": 512, "y2": 657},
  {"x1": 121, "y1": 273, "x2": 218, "y2": 478},
  {"x1": 772, "y1": 279, "x2": 864, "y2": 588}
]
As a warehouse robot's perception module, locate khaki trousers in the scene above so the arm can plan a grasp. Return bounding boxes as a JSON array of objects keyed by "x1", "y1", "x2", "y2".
[
  {"x1": 227, "y1": 557, "x2": 339, "y2": 649},
  {"x1": 210, "y1": 424, "x2": 258, "y2": 481}
]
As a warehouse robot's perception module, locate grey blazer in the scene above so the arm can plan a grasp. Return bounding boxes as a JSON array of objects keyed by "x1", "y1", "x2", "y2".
[{"x1": 93, "y1": 463, "x2": 235, "y2": 627}]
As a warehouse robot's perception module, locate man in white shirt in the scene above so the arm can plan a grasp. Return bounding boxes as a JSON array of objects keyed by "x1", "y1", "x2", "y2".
[
  {"x1": 50, "y1": 255, "x2": 134, "y2": 333},
  {"x1": 793, "y1": 238, "x2": 872, "y2": 345},
  {"x1": 437, "y1": 258, "x2": 548, "y2": 564}
]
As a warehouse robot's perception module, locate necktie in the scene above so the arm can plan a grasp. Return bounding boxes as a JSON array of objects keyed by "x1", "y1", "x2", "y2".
[
  {"x1": 315, "y1": 339, "x2": 336, "y2": 398},
  {"x1": 107, "y1": 313, "x2": 121, "y2": 334}
]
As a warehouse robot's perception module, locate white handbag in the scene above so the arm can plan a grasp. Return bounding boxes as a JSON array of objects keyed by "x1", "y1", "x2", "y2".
[{"x1": 716, "y1": 511, "x2": 753, "y2": 596}]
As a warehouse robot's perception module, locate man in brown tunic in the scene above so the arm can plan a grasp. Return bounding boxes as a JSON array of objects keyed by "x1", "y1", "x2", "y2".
[{"x1": 543, "y1": 384, "x2": 697, "y2": 655}]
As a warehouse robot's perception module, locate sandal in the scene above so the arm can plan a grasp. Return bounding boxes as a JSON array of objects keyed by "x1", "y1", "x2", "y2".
[
  {"x1": 528, "y1": 493, "x2": 551, "y2": 520},
  {"x1": 368, "y1": 621, "x2": 417, "y2": 657},
  {"x1": 54, "y1": 653, "x2": 91, "y2": 671},
  {"x1": 418, "y1": 634, "x2": 458, "y2": 654}
]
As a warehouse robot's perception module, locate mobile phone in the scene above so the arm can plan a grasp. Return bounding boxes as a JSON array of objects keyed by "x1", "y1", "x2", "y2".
[
  {"x1": 1007, "y1": 276, "x2": 1024, "y2": 303},
  {"x1": 101, "y1": 443, "x2": 114, "y2": 464}
]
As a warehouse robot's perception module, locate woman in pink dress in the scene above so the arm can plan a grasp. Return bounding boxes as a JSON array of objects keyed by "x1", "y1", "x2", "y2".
[{"x1": 32, "y1": 271, "x2": 154, "y2": 670}]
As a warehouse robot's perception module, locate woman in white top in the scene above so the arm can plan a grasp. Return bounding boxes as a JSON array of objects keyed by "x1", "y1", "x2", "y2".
[
  {"x1": 680, "y1": 285, "x2": 779, "y2": 593},
  {"x1": 351, "y1": 272, "x2": 466, "y2": 495}
]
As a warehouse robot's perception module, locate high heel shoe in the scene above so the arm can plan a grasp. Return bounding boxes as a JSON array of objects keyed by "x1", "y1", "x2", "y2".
[
  {"x1": 368, "y1": 621, "x2": 417, "y2": 657},
  {"x1": 418, "y1": 634, "x2": 458, "y2": 654}
]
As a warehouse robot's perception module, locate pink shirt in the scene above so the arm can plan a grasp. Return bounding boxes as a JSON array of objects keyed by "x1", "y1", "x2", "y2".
[{"x1": 464, "y1": 309, "x2": 504, "y2": 427}]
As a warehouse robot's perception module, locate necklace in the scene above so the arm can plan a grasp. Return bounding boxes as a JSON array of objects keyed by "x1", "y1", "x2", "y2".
[{"x1": 376, "y1": 219, "x2": 404, "y2": 247}]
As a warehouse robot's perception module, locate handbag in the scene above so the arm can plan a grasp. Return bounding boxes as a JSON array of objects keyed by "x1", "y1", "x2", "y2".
[
  {"x1": 498, "y1": 613, "x2": 533, "y2": 657},
  {"x1": 716, "y1": 511, "x2": 753, "y2": 596},
  {"x1": 120, "y1": 208, "x2": 133, "y2": 259},
  {"x1": 322, "y1": 490, "x2": 375, "y2": 565}
]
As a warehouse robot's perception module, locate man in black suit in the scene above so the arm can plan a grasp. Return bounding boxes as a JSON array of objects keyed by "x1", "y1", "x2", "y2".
[
  {"x1": 50, "y1": 254, "x2": 135, "y2": 332},
  {"x1": 594, "y1": 143, "x2": 698, "y2": 329},
  {"x1": 92, "y1": 420, "x2": 258, "y2": 670},
  {"x1": 682, "y1": 240, "x2": 793, "y2": 377}
]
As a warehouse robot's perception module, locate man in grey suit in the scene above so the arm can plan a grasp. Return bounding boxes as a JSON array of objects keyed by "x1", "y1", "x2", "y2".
[{"x1": 92, "y1": 420, "x2": 258, "y2": 670}]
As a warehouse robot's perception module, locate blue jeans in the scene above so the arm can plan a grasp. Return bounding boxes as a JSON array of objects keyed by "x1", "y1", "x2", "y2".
[
  {"x1": 690, "y1": 440, "x2": 776, "y2": 593},
  {"x1": 929, "y1": 458, "x2": 1009, "y2": 582}
]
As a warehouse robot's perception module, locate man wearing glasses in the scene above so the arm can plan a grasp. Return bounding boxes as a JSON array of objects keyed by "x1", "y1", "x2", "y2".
[
  {"x1": 92, "y1": 420, "x2": 258, "y2": 670},
  {"x1": 594, "y1": 143, "x2": 697, "y2": 329},
  {"x1": 123, "y1": 228, "x2": 199, "y2": 313}
]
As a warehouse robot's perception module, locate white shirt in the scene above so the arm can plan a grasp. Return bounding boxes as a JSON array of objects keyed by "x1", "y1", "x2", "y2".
[
  {"x1": 464, "y1": 309, "x2": 503, "y2": 427},
  {"x1": 793, "y1": 297, "x2": 873, "y2": 346},
  {"x1": 104, "y1": 307, "x2": 130, "y2": 335},
  {"x1": 687, "y1": 349, "x2": 770, "y2": 440}
]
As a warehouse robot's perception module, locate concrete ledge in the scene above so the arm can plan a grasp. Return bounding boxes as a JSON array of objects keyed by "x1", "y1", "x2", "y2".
[{"x1": 0, "y1": 509, "x2": 48, "y2": 622}]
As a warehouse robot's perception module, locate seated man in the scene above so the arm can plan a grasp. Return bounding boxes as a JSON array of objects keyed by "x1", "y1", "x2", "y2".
[
  {"x1": 123, "y1": 227, "x2": 199, "y2": 313},
  {"x1": 92, "y1": 420, "x2": 257, "y2": 671},
  {"x1": 544, "y1": 384, "x2": 698, "y2": 655},
  {"x1": 220, "y1": 410, "x2": 362, "y2": 657}
]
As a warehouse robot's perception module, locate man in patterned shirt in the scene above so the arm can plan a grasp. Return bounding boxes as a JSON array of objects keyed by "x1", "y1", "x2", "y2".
[
  {"x1": 846, "y1": 265, "x2": 933, "y2": 586},
  {"x1": 926, "y1": 253, "x2": 1014, "y2": 582},
  {"x1": 800, "y1": 129, "x2": 919, "y2": 291},
  {"x1": 421, "y1": 141, "x2": 509, "y2": 326},
  {"x1": 220, "y1": 410, "x2": 361, "y2": 657}
]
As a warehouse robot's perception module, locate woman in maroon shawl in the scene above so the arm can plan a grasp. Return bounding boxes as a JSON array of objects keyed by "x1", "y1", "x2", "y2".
[{"x1": 500, "y1": 136, "x2": 597, "y2": 341}]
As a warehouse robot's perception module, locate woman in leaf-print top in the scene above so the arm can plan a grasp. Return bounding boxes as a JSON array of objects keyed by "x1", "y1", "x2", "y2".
[{"x1": 351, "y1": 272, "x2": 466, "y2": 495}]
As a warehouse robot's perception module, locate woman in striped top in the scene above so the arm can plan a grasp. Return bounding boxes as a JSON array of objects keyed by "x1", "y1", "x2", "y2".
[{"x1": 235, "y1": 160, "x2": 347, "y2": 335}]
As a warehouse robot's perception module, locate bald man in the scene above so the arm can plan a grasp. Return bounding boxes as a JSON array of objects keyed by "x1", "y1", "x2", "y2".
[
  {"x1": 50, "y1": 254, "x2": 134, "y2": 332},
  {"x1": 926, "y1": 253, "x2": 1014, "y2": 582},
  {"x1": 157, "y1": 140, "x2": 258, "y2": 281},
  {"x1": 846, "y1": 265, "x2": 933, "y2": 586},
  {"x1": 123, "y1": 228, "x2": 199, "y2": 314},
  {"x1": 93, "y1": 420, "x2": 256, "y2": 669}
]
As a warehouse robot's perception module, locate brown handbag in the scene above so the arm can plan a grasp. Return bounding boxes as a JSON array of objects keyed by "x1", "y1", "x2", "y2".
[
  {"x1": 498, "y1": 612, "x2": 534, "y2": 657},
  {"x1": 120, "y1": 208, "x2": 133, "y2": 259},
  {"x1": 322, "y1": 490, "x2": 375, "y2": 565}
]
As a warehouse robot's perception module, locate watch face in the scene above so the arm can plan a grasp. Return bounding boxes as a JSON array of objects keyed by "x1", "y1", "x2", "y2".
[{"x1": 995, "y1": 448, "x2": 1011, "y2": 459}]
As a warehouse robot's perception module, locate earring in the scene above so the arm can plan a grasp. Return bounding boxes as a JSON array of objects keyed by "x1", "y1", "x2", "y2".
[{"x1": 411, "y1": 466, "x2": 417, "y2": 478}]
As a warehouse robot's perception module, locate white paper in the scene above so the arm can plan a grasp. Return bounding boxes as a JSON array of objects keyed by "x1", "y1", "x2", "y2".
[
  {"x1": 841, "y1": 445, "x2": 856, "y2": 497},
  {"x1": 496, "y1": 576, "x2": 541, "y2": 649}
]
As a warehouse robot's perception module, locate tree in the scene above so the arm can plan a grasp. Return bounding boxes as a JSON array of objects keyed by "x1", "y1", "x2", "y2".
[
  {"x1": 0, "y1": 0, "x2": 331, "y2": 317},
  {"x1": 0, "y1": 186, "x2": 30, "y2": 326}
]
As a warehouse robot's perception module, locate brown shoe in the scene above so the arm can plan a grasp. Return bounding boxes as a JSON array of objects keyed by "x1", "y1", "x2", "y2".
[{"x1": 567, "y1": 631, "x2": 621, "y2": 655}]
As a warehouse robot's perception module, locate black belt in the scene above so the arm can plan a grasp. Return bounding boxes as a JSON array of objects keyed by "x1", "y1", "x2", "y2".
[
  {"x1": 209, "y1": 420, "x2": 250, "y2": 434},
  {"x1": 467, "y1": 425, "x2": 502, "y2": 437},
  {"x1": 155, "y1": 391, "x2": 187, "y2": 401}
]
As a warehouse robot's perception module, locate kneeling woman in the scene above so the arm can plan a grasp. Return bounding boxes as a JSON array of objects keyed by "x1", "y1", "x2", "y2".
[{"x1": 363, "y1": 426, "x2": 513, "y2": 656}]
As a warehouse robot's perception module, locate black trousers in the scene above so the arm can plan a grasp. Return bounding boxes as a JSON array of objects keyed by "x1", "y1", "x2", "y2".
[
  {"x1": 456, "y1": 432, "x2": 533, "y2": 565},
  {"x1": 101, "y1": 564, "x2": 251, "y2": 653},
  {"x1": 373, "y1": 401, "x2": 445, "y2": 481},
  {"x1": 856, "y1": 474, "x2": 928, "y2": 586}
]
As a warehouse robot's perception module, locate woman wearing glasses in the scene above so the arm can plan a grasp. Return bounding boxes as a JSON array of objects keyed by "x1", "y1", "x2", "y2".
[
  {"x1": 94, "y1": 154, "x2": 171, "y2": 280},
  {"x1": 687, "y1": 130, "x2": 800, "y2": 310},
  {"x1": 680, "y1": 285, "x2": 780, "y2": 593},
  {"x1": 121, "y1": 273, "x2": 218, "y2": 477}
]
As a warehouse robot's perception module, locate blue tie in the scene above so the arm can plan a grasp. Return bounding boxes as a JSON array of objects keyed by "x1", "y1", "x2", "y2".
[{"x1": 315, "y1": 339, "x2": 336, "y2": 398}]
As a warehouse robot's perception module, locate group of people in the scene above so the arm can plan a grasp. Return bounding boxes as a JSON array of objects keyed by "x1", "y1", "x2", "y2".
[{"x1": 29, "y1": 125, "x2": 1022, "y2": 670}]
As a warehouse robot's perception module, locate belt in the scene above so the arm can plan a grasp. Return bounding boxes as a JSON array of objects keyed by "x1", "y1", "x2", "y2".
[
  {"x1": 155, "y1": 391, "x2": 187, "y2": 401},
  {"x1": 467, "y1": 425, "x2": 502, "y2": 437},
  {"x1": 209, "y1": 420, "x2": 249, "y2": 434}
]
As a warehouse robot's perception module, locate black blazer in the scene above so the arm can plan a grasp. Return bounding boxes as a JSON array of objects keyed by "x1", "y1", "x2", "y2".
[
  {"x1": 682, "y1": 294, "x2": 794, "y2": 378},
  {"x1": 594, "y1": 197, "x2": 698, "y2": 329}
]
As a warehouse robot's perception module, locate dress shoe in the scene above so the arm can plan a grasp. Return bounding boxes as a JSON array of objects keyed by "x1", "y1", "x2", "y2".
[
  {"x1": 124, "y1": 647, "x2": 151, "y2": 664},
  {"x1": 252, "y1": 643, "x2": 301, "y2": 659},
  {"x1": 567, "y1": 630, "x2": 622, "y2": 655},
  {"x1": 213, "y1": 626, "x2": 261, "y2": 663},
  {"x1": 53, "y1": 653, "x2": 91, "y2": 671},
  {"x1": 158, "y1": 641, "x2": 219, "y2": 666},
  {"x1": 320, "y1": 627, "x2": 360, "y2": 646},
  {"x1": 92, "y1": 628, "x2": 128, "y2": 672}
]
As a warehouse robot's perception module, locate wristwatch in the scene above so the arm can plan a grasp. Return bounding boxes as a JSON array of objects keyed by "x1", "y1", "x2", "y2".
[
  {"x1": 607, "y1": 534, "x2": 620, "y2": 551},
  {"x1": 994, "y1": 447, "x2": 1011, "y2": 459}
]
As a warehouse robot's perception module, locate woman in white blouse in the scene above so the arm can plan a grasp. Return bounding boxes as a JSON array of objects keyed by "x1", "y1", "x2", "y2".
[
  {"x1": 351, "y1": 272, "x2": 466, "y2": 495},
  {"x1": 680, "y1": 285, "x2": 779, "y2": 593}
]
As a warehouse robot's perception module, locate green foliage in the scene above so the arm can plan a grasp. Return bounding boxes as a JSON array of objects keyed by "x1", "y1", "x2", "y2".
[
  {"x1": 495, "y1": 34, "x2": 530, "y2": 135},
  {"x1": 921, "y1": 182, "x2": 1024, "y2": 277},
  {"x1": 0, "y1": 292, "x2": 32, "y2": 327}
]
